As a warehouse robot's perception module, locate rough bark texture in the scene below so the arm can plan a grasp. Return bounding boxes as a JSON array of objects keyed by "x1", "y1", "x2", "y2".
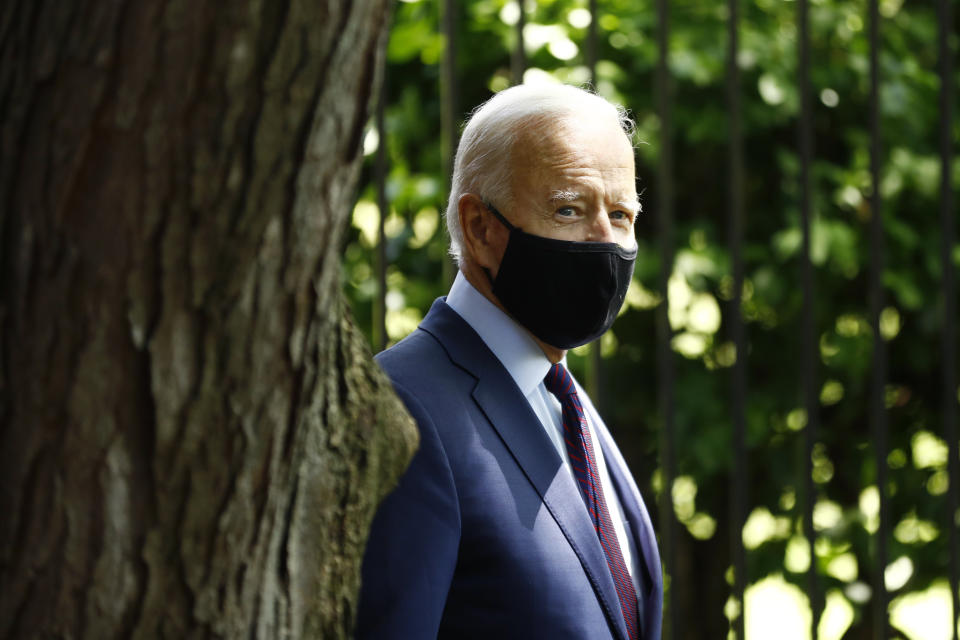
[{"x1": 0, "y1": 0, "x2": 418, "y2": 638}]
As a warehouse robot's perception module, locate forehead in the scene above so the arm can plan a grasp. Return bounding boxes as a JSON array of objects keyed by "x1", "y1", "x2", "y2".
[{"x1": 510, "y1": 116, "x2": 636, "y2": 201}]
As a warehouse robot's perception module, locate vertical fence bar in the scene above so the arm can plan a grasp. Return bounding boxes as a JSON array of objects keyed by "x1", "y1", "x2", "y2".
[
  {"x1": 937, "y1": 0, "x2": 959, "y2": 637},
  {"x1": 374, "y1": 65, "x2": 389, "y2": 352},
  {"x1": 867, "y1": 1, "x2": 889, "y2": 637},
  {"x1": 587, "y1": 0, "x2": 598, "y2": 82},
  {"x1": 586, "y1": 0, "x2": 602, "y2": 408},
  {"x1": 441, "y1": 0, "x2": 459, "y2": 287},
  {"x1": 655, "y1": 0, "x2": 678, "y2": 638},
  {"x1": 797, "y1": 0, "x2": 821, "y2": 636},
  {"x1": 512, "y1": 0, "x2": 526, "y2": 86},
  {"x1": 726, "y1": 0, "x2": 747, "y2": 637}
]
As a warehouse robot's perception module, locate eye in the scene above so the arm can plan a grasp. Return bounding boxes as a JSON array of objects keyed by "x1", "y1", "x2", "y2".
[
  {"x1": 610, "y1": 209, "x2": 634, "y2": 225},
  {"x1": 554, "y1": 206, "x2": 582, "y2": 223}
]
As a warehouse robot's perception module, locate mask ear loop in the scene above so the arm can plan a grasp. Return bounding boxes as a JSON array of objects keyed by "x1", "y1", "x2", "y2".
[
  {"x1": 482, "y1": 202, "x2": 515, "y2": 285},
  {"x1": 484, "y1": 202, "x2": 517, "y2": 231}
]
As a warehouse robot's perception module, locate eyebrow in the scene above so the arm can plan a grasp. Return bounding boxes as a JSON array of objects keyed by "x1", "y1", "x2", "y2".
[
  {"x1": 549, "y1": 190, "x2": 641, "y2": 216},
  {"x1": 548, "y1": 190, "x2": 582, "y2": 205}
]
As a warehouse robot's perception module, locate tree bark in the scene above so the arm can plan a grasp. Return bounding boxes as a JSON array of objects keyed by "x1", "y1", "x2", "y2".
[{"x1": 0, "y1": 0, "x2": 417, "y2": 638}]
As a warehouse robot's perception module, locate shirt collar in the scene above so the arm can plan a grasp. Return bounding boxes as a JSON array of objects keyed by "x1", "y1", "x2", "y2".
[{"x1": 445, "y1": 271, "x2": 555, "y2": 397}]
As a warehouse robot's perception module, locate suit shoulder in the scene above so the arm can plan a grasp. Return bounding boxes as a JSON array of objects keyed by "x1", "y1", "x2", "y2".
[
  {"x1": 376, "y1": 328, "x2": 437, "y2": 368},
  {"x1": 375, "y1": 328, "x2": 471, "y2": 399}
]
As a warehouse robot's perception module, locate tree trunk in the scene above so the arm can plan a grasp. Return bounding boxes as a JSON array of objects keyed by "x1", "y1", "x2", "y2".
[{"x1": 0, "y1": 1, "x2": 417, "y2": 638}]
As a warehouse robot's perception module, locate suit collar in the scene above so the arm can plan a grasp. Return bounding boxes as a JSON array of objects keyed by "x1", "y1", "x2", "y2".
[
  {"x1": 420, "y1": 298, "x2": 633, "y2": 640},
  {"x1": 445, "y1": 270, "x2": 551, "y2": 397}
]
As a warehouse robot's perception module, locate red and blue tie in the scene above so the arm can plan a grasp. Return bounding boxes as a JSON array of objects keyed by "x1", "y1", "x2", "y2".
[{"x1": 544, "y1": 363, "x2": 639, "y2": 640}]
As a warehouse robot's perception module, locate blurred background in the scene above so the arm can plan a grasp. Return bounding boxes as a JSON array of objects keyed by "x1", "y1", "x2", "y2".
[{"x1": 342, "y1": 0, "x2": 959, "y2": 638}]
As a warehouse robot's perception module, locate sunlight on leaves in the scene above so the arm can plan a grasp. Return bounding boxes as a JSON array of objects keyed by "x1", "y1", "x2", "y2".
[
  {"x1": 352, "y1": 200, "x2": 380, "y2": 248},
  {"x1": 820, "y1": 380, "x2": 844, "y2": 406},
  {"x1": 926, "y1": 470, "x2": 948, "y2": 496},
  {"x1": 386, "y1": 307, "x2": 422, "y2": 342},
  {"x1": 911, "y1": 430, "x2": 948, "y2": 469},
  {"x1": 825, "y1": 553, "x2": 858, "y2": 582},
  {"x1": 893, "y1": 512, "x2": 939, "y2": 544},
  {"x1": 885, "y1": 556, "x2": 914, "y2": 591},
  {"x1": 567, "y1": 8, "x2": 591, "y2": 28},
  {"x1": 818, "y1": 590, "x2": 855, "y2": 640},
  {"x1": 742, "y1": 507, "x2": 791, "y2": 550},
  {"x1": 758, "y1": 73, "x2": 785, "y2": 105},
  {"x1": 813, "y1": 499, "x2": 842, "y2": 531},
  {"x1": 687, "y1": 512, "x2": 717, "y2": 540},
  {"x1": 890, "y1": 580, "x2": 959, "y2": 640},
  {"x1": 879, "y1": 306, "x2": 901, "y2": 340},
  {"x1": 408, "y1": 207, "x2": 439, "y2": 249},
  {"x1": 785, "y1": 536, "x2": 810, "y2": 573},
  {"x1": 786, "y1": 408, "x2": 807, "y2": 432},
  {"x1": 623, "y1": 279, "x2": 661, "y2": 311},
  {"x1": 744, "y1": 575, "x2": 810, "y2": 640},
  {"x1": 672, "y1": 475, "x2": 697, "y2": 521},
  {"x1": 672, "y1": 332, "x2": 707, "y2": 359},
  {"x1": 859, "y1": 486, "x2": 879, "y2": 534}
]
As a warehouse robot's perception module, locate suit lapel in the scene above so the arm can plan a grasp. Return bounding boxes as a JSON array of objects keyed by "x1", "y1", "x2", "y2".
[
  {"x1": 420, "y1": 300, "x2": 630, "y2": 640},
  {"x1": 593, "y1": 423, "x2": 663, "y2": 639},
  {"x1": 594, "y1": 425, "x2": 662, "y2": 596}
]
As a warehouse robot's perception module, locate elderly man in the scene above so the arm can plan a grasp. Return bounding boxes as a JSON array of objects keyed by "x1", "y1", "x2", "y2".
[{"x1": 357, "y1": 84, "x2": 662, "y2": 640}]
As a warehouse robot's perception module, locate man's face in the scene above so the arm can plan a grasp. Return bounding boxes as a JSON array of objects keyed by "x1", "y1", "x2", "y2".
[{"x1": 499, "y1": 116, "x2": 639, "y2": 250}]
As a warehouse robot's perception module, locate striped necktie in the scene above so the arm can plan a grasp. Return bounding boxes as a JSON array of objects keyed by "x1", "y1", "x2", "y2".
[{"x1": 544, "y1": 363, "x2": 639, "y2": 640}]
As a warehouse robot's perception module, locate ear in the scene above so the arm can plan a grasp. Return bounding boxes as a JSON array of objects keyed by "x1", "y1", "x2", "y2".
[{"x1": 459, "y1": 193, "x2": 507, "y2": 271}]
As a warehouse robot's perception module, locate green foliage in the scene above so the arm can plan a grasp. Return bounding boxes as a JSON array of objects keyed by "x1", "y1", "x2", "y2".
[{"x1": 342, "y1": 0, "x2": 959, "y2": 636}]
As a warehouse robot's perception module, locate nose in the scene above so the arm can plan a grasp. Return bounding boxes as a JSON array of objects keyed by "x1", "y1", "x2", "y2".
[{"x1": 585, "y1": 211, "x2": 616, "y2": 243}]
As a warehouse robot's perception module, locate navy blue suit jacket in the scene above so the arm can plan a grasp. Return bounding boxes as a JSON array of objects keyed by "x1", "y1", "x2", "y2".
[{"x1": 358, "y1": 299, "x2": 663, "y2": 639}]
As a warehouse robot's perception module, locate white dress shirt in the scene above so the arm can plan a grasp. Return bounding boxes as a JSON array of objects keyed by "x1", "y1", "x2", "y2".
[{"x1": 445, "y1": 271, "x2": 642, "y2": 596}]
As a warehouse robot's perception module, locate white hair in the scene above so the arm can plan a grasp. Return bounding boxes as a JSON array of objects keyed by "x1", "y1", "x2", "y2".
[{"x1": 444, "y1": 84, "x2": 635, "y2": 264}]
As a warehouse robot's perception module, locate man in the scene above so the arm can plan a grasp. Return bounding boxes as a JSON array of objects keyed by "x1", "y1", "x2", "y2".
[{"x1": 357, "y1": 83, "x2": 662, "y2": 639}]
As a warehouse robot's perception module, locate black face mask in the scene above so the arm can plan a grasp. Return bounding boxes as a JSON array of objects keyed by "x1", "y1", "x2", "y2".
[{"x1": 485, "y1": 204, "x2": 637, "y2": 350}]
